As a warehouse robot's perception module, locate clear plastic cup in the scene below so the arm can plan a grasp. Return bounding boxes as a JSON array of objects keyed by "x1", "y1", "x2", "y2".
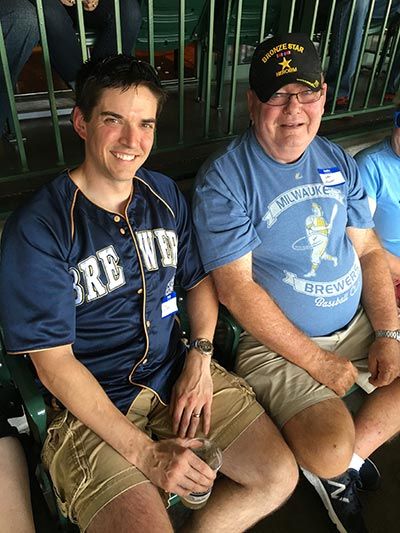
[{"x1": 181, "y1": 437, "x2": 223, "y2": 510}]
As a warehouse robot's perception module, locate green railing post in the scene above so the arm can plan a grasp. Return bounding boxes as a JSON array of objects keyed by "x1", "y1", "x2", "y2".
[
  {"x1": 114, "y1": 0, "x2": 123, "y2": 54},
  {"x1": 363, "y1": 0, "x2": 393, "y2": 108},
  {"x1": 329, "y1": 0, "x2": 357, "y2": 114},
  {"x1": 278, "y1": 0, "x2": 296, "y2": 33},
  {"x1": 0, "y1": 21, "x2": 28, "y2": 171},
  {"x1": 147, "y1": 0, "x2": 155, "y2": 67},
  {"x1": 299, "y1": 0, "x2": 320, "y2": 38},
  {"x1": 178, "y1": 0, "x2": 185, "y2": 144},
  {"x1": 203, "y1": 0, "x2": 215, "y2": 138},
  {"x1": 227, "y1": 0, "x2": 243, "y2": 135},
  {"x1": 35, "y1": 0, "x2": 65, "y2": 166},
  {"x1": 320, "y1": 0, "x2": 336, "y2": 72},
  {"x1": 259, "y1": 0, "x2": 269, "y2": 43},
  {"x1": 76, "y1": 0, "x2": 88, "y2": 62},
  {"x1": 348, "y1": 0, "x2": 376, "y2": 110}
]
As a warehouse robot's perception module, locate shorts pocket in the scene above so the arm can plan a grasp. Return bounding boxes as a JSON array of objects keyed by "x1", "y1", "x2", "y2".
[
  {"x1": 41, "y1": 409, "x2": 69, "y2": 469},
  {"x1": 211, "y1": 360, "x2": 256, "y2": 397},
  {"x1": 42, "y1": 411, "x2": 89, "y2": 524}
]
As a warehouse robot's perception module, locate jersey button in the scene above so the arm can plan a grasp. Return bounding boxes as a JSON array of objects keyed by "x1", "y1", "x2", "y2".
[
  {"x1": 114, "y1": 215, "x2": 121, "y2": 223},
  {"x1": 137, "y1": 288, "x2": 143, "y2": 295},
  {"x1": 142, "y1": 358, "x2": 148, "y2": 365},
  {"x1": 146, "y1": 320, "x2": 151, "y2": 328},
  {"x1": 119, "y1": 228, "x2": 126, "y2": 235}
]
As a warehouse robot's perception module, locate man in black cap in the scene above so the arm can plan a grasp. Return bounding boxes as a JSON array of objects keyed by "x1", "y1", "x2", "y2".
[{"x1": 193, "y1": 32, "x2": 400, "y2": 533}]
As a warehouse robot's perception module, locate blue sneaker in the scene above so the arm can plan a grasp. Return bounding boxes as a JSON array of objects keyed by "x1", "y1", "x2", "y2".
[
  {"x1": 357, "y1": 458, "x2": 381, "y2": 492},
  {"x1": 302, "y1": 468, "x2": 368, "y2": 533}
]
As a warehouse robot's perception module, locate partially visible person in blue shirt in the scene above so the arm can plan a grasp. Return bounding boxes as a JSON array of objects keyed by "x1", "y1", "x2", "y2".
[{"x1": 355, "y1": 107, "x2": 400, "y2": 302}]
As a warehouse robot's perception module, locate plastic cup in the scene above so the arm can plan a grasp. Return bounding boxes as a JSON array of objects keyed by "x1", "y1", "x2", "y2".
[{"x1": 181, "y1": 437, "x2": 223, "y2": 510}]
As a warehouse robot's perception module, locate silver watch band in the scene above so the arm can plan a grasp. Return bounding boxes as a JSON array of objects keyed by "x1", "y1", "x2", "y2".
[{"x1": 375, "y1": 329, "x2": 400, "y2": 342}]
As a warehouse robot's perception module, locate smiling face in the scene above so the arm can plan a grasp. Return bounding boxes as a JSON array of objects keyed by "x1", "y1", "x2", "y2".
[
  {"x1": 247, "y1": 82, "x2": 327, "y2": 163},
  {"x1": 73, "y1": 84, "x2": 158, "y2": 187}
]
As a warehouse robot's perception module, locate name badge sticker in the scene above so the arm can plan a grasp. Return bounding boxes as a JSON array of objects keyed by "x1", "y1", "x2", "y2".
[
  {"x1": 318, "y1": 167, "x2": 346, "y2": 186},
  {"x1": 161, "y1": 291, "x2": 178, "y2": 318}
]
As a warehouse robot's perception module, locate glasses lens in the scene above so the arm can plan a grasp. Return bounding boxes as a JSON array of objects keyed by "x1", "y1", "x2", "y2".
[
  {"x1": 267, "y1": 90, "x2": 322, "y2": 106},
  {"x1": 267, "y1": 93, "x2": 290, "y2": 106},
  {"x1": 297, "y1": 90, "x2": 321, "y2": 104}
]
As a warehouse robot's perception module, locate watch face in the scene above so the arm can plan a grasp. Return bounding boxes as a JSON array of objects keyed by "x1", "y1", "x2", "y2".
[{"x1": 198, "y1": 339, "x2": 213, "y2": 353}]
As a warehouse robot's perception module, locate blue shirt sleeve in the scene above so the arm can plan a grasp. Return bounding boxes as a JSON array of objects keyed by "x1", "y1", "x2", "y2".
[
  {"x1": 354, "y1": 150, "x2": 381, "y2": 203},
  {"x1": 192, "y1": 162, "x2": 261, "y2": 273},
  {"x1": 340, "y1": 148, "x2": 374, "y2": 229},
  {"x1": 0, "y1": 211, "x2": 75, "y2": 353},
  {"x1": 171, "y1": 183, "x2": 206, "y2": 289}
]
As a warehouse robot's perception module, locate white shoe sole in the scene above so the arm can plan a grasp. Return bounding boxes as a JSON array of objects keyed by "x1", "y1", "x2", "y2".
[{"x1": 301, "y1": 467, "x2": 348, "y2": 533}]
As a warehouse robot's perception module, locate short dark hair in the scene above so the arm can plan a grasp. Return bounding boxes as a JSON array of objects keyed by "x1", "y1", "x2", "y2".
[{"x1": 75, "y1": 54, "x2": 167, "y2": 121}]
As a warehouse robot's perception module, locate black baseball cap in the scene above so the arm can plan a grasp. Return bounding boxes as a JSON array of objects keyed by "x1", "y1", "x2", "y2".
[{"x1": 249, "y1": 33, "x2": 322, "y2": 103}]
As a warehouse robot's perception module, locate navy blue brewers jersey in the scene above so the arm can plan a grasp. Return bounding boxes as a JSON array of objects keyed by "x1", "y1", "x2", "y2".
[{"x1": 0, "y1": 169, "x2": 206, "y2": 412}]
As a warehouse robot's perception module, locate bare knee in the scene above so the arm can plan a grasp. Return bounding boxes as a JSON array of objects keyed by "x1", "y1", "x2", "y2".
[
  {"x1": 283, "y1": 399, "x2": 355, "y2": 479},
  {"x1": 228, "y1": 415, "x2": 299, "y2": 504}
]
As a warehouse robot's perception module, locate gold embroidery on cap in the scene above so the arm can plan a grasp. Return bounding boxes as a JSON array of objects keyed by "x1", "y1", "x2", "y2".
[
  {"x1": 278, "y1": 58, "x2": 292, "y2": 70},
  {"x1": 297, "y1": 78, "x2": 320, "y2": 88},
  {"x1": 261, "y1": 42, "x2": 304, "y2": 63}
]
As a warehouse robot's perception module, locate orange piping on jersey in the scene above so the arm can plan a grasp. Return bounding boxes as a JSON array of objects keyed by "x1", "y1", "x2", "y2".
[
  {"x1": 70, "y1": 188, "x2": 79, "y2": 241},
  {"x1": 125, "y1": 206, "x2": 150, "y2": 383},
  {"x1": 186, "y1": 273, "x2": 209, "y2": 291},
  {"x1": 133, "y1": 176, "x2": 176, "y2": 218},
  {"x1": 7, "y1": 343, "x2": 74, "y2": 355},
  {"x1": 125, "y1": 383, "x2": 168, "y2": 410}
]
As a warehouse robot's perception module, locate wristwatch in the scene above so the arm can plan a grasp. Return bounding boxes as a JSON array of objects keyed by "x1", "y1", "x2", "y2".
[
  {"x1": 375, "y1": 329, "x2": 400, "y2": 342},
  {"x1": 189, "y1": 338, "x2": 214, "y2": 357}
]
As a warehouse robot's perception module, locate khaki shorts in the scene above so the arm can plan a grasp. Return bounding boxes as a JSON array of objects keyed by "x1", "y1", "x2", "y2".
[
  {"x1": 235, "y1": 307, "x2": 375, "y2": 429},
  {"x1": 42, "y1": 360, "x2": 263, "y2": 532}
]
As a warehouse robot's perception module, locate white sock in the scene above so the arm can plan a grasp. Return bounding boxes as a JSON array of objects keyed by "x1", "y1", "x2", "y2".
[{"x1": 348, "y1": 453, "x2": 365, "y2": 472}]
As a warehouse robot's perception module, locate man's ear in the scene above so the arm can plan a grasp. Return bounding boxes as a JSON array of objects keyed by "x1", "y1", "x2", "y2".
[{"x1": 72, "y1": 106, "x2": 88, "y2": 140}]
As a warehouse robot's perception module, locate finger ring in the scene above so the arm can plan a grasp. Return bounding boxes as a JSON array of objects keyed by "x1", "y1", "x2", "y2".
[{"x1": 192, "y1": 412, "x2": 201, "y2": 418}]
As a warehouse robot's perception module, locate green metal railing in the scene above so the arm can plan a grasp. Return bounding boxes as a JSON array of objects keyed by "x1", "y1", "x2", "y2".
[{"x1": 0, "y1": 0, "x2": 398, "y2": 185}]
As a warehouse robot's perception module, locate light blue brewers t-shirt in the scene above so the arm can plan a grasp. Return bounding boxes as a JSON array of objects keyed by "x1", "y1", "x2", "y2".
[
  {"x1": 192, "y1": 128, "x2": 374, "y2": 337},
  {"x1": 355, "y1": 137, "x2": 400, "y2": 257}
]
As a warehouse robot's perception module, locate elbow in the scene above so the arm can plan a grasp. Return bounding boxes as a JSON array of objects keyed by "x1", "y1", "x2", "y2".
[{"x1": 213, "y1": 278, "x2": 234, "y2": 309}]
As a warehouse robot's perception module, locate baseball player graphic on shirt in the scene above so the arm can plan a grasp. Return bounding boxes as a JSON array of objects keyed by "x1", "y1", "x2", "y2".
[{"x1": 303, "y1": 202, "x2": 338, "y2": 278}]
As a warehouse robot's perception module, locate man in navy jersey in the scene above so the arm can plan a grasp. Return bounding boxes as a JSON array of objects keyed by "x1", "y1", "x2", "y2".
[
  {"x1": 0, "y1": 55, "x2": 297, "y2": 532},
  {"x1": 193, "y1": 33, "x2": 400, "y2": 533}
]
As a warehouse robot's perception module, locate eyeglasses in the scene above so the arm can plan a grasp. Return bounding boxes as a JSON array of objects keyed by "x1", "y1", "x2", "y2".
[{"x1": 266, "y1": 89, "x2": 323, "y2": 106}]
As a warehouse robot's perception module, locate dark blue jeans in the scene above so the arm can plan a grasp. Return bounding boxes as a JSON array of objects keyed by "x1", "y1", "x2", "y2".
[
  {"x1": 325, "y1": 0, "x2": 369, "y2": 100},
  {"x1": 326, "y1": 0, "x2": 400, "y2": 99},
  {"x1": 0, "y1": 0, "x2": 39, "y2": 132},
  {"x1": 36, "y1": 0, "x2": 142, "y2": 85}
]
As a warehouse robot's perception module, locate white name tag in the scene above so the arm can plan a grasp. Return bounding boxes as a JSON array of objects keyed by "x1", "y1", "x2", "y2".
[
  {"x1": 318, "y1": 167, "x2": 345, "y2": 186},
  {"x1": 161, "y1": 291, "x2": 178, "y2": 318}
]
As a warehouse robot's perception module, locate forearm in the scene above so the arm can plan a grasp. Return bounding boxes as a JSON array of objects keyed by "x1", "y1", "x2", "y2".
[
  {"x1": 31, "y1": 348, "x2": 151, "y2": 465},
  {"x1": 384, "y1": 249, "x2": 400, "y2": 282},
  {"x1": 186, "y1": 276, "x2": 219, "y2": 341},
  {"x1": 360, "y1": 248, "x2": 399, "y2": 330},
  {"x1": 215, "y1": 275, "x2": 323, "y2": 370}
]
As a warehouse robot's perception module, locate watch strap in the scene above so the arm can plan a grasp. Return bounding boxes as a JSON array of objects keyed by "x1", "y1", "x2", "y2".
[
  {"x1": 375, "y1": 329, "x2": 400, "y2": 342},
  {"x1": 189, "y1": 338, "x2": 214, "y2": 357}
]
